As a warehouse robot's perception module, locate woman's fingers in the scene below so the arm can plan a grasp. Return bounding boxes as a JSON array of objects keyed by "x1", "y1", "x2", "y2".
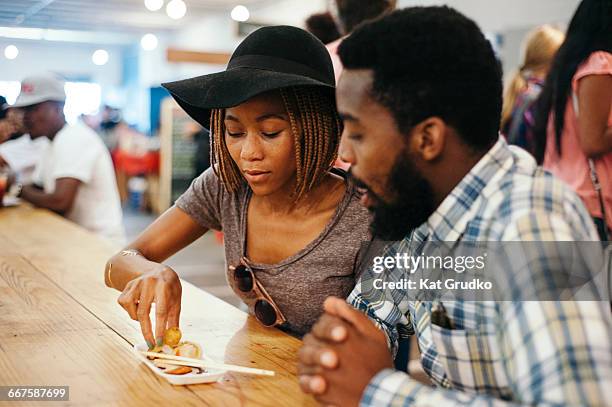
[
  {"x1": 161, "y1": 267, "x2": 181, "y2": 332},
  {"x1": 166, "y1": 302, "x2": 181, "y2": 332},
  {"x1": 154, "y1": 283, "x2": 169, "y2": 346},
  {"x1": 117, "y1": 280, "x2": 139, "y2": 321},
  {"x1": 137, "y1": 282, "x2": 155, "y2": 347}
]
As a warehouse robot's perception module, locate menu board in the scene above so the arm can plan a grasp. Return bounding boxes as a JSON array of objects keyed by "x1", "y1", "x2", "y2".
[{"x1": 158, "y1": 97, "x2": 199, "y2": 213}]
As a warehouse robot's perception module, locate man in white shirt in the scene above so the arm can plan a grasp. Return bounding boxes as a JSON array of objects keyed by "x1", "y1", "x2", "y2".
[{"x1": 8, "y1": 73, "x2": 125, "y2": 243}]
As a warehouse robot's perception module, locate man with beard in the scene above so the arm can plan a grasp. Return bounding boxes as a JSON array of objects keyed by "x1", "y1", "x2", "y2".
[{"x1": 298, "y1": 7, "x2": 611, "y2": 407}]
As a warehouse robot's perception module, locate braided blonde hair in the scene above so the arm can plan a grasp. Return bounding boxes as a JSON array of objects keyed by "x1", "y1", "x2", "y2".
[{"x1": 210, "y1": 86, "x2": 342, "y2": 202}]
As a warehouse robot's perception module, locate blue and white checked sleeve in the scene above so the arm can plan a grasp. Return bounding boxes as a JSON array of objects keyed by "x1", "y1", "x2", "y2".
[{"x1": 348, "y1": 240, "x2": 414, "y2": 357}]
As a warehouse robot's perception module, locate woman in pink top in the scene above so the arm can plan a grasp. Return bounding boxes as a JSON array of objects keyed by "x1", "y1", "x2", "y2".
[{"x1": 534, "y1": 0, "x2": 612, "y2": 240}]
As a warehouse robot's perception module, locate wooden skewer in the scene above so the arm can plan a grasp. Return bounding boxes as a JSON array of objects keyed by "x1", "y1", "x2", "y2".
[{"x1": 140, "y1": 351, "x2": 276, "y2": 377}]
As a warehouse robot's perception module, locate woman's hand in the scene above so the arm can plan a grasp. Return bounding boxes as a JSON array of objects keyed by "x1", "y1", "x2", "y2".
[
  {"x1": 117, "y1": 265, "x2": 182, "y2": 349},
  {"x1": 107, "y1": 207, "x2": 207, "y2": 347}
]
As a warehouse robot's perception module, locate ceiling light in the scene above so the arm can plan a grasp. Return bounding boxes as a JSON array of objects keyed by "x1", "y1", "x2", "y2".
[
  {"x1": 144, "y1": 0, "x2": 164, "y2": 11},
  {"x1": 141, "y1": 33, "x2": 158, "y2": 50},
  {"x1": 166, "y1": 0, "x2": 186, "y2": 20},
  {"x1": 4, "y1": 44, "x2": 18, "y2": 59},
  {"x1": 92, "y1": 49, "x2": 109, "y2": 65},
  {"x1": 231, "y1": 5, "x2": 250, "y2": 22}
]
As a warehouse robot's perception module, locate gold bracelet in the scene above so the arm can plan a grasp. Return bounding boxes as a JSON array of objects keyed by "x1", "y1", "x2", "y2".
[
  {"x1": 107, "y1": 249, "x2": 141, "y2": 289},
  {"x1": 106, "y1": 261, "x2": 115, "y2": 289},
  {"x1": 120, "y1": 249, "x2": 141, "y2": 257}
]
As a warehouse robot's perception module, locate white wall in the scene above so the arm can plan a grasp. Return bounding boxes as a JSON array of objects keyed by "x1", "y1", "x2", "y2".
[
  {"x1": 165, "y1": 10, "x2": 242, "y2": 80},
  {"x1": 0, "y1": 38, "x2": 122, "y2": 86},
  {"x1": 397, "y1": 0, "x2": 580, "y2": 31},
  {"x1": 171, "y1": 11, "x2": 242, "y2": 53},
  {"x1": 163, "y1": 0, "x2": 327, "y2": 81},
  {"x1": 250, "y1": 0, "x2": 326, "y2": 27}
]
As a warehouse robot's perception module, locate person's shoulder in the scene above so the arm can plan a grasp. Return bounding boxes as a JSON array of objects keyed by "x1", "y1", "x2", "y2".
[
  {"x1": 585, "y1": 51, "x2": 612, "y2": 68},
  {"x1": 486, "y1": 148, "x2": 594, "y2": 238},
  {"x1": 74, "y1": 122, "x2": 103, "y2": 139},
  {"x1": 313, "y1": 169, "x2": 371, "y2": 231},
  {"x1": 574, "y1": 51, "x2": 612, "y2": 84},
  {"x1": 57, "y1": 122, "x2": 100, "y2": 143},
  {"x1": 340, "y1": 176, "x2": 372, "y2": 227},
  {"x1": 194, "y1": 166, "x2": 248, "y2": 203}
]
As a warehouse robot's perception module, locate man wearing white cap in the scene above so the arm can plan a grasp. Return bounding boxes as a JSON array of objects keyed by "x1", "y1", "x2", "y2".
[{"x1": 7, "y1": 73, "x2": 125, "y2": 243}]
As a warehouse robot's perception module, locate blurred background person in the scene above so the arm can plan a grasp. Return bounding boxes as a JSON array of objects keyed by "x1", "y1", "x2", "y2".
[
  {"x1": 0, "y1": 96, "x2": 25, "y2": 143},
  {"x1": 534, "y1": 0, "x2": 612, "y2": 240},
  {"x1": 98, "y1": 105, "x2": 123, "y2": 151},
  {"x1": 305, "y1": 11, "x2": 341, "y2": 45},
  {"x1": 0, "y1": 101, "x2": 49, "y2": 184},
  {"x1": 327, "y1": 0, "x2": 397, "y2": 81},
  {"x1": 501, "y1": 25, "x2": 564, "y2": 155},
  {"x1": 326, "y1": 0, "x2": 397, "y2": 170},
  {"x1": 7, "y1": 73, "x2": 125, "y2": 243},
  {"x1": 0, "y1": 96, "x2": 10, "y2": 143}
]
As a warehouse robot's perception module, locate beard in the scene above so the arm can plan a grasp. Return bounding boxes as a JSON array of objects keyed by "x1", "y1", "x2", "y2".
[{"x1": 351, "y1": 154, "x2": 435, "y2": 241}]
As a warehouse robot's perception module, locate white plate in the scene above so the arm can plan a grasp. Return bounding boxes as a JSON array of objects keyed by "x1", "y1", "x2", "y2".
[{"x1": 132, "y1": 343, "x2": 226, "y2": 385}]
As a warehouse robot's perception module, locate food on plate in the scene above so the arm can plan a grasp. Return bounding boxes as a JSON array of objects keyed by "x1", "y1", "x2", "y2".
[
  {"x1": 174, "y1": 341, "x2": 202, "y2": 359},
  {"x1": 165, "y1": 366, "x2": 195, "y2": 375},
  {"x1": 163, "y1": 326, "x2": 182, "y2": 347},
  {"x1": 147, "y1": 328, "x2": 205, "y2": 375}
]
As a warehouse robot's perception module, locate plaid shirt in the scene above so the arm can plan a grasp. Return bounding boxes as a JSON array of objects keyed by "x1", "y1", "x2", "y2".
[{"x1": 350, "y1": 137, "x2": 612, "y2": 406}]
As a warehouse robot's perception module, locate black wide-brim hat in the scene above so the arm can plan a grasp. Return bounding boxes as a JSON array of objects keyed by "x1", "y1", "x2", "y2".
[{"x1": 162, "y1": 25, "x2": 336, "y2": 129}]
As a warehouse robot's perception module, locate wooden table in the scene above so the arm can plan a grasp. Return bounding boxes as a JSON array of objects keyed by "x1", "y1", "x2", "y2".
[{"x1": 0, "y1": 205, "x2": 316, "y2": 406}]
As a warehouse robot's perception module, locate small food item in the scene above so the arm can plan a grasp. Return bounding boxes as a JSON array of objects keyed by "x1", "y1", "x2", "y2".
[
  {"x1": 165, "y1": 366, "x2": 193, "y2": 375},
  {"x1": 174, "y1": 341, "x2": 202, "y2": 359},
  {"x1": 152, "y1": 360, "x2": 205, "y2": 375},
  {"x1": 163, "y1": 327, "x2": 182, "y2": 347}
]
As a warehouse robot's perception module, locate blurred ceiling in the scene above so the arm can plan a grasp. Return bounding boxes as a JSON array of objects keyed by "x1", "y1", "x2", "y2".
[{"x1": 0, "y1": 0, "x2": 270, "y2": 34}]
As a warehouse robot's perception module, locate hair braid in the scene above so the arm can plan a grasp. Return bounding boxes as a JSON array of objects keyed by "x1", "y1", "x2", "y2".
[
  {"x1": 304, "y1": 91, "x2": 322, "y2": 191},
  {"x1": 310, "y1": 91, "x2": 326, "y2": 190},
  {"x1": 280, "y1": 88, "x2": 304, "y2": 190},
  {"x1": 211, "y1": 108, "x2": 242, "y2": 191},
  {"x1": 294, "y1": 88, "x2": 314, "y2": 199}
]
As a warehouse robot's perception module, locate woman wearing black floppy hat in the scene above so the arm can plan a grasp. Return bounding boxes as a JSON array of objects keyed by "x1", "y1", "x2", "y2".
[{"x1": 105, "y1": 25, "x2": 371, "y2": 339}]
